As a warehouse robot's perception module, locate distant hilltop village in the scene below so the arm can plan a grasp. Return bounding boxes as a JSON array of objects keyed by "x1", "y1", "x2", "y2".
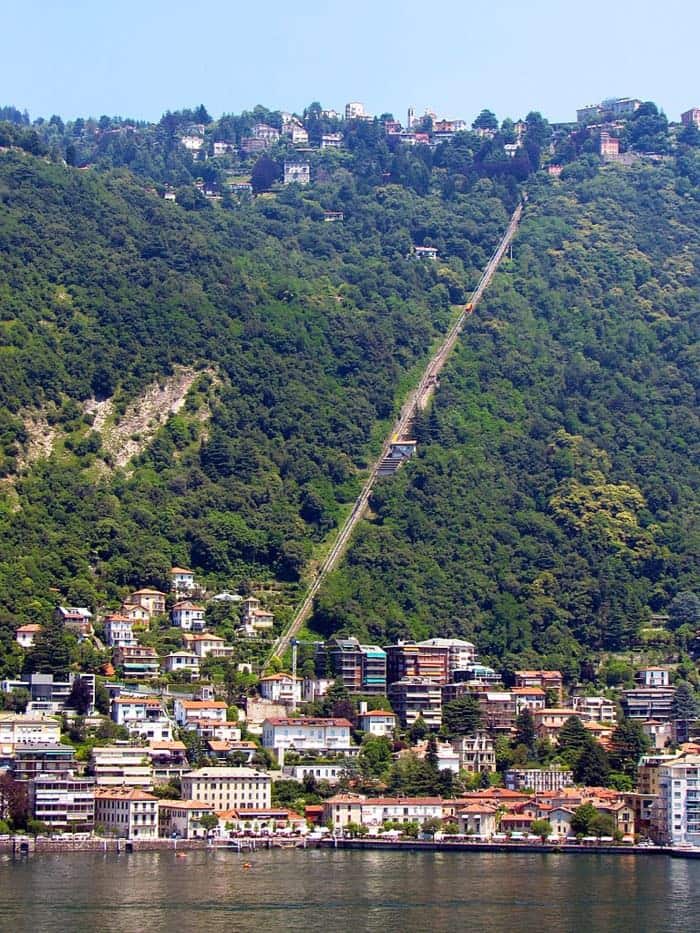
[{"x1": 2, "y1": 94, "x2": 697, "y2": 202}]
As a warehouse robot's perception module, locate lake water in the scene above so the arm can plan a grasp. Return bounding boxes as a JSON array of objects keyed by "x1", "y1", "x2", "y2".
[{"x1": 1, "y1": 847, "x2": 698, "y2": 933}]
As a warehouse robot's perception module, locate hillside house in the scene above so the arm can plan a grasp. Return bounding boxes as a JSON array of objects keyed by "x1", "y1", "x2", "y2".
[
  {"x1": 174, "y1": 698, "x2": 228, "y2": 727},
  {"x1": 259, "y1": 673, "x2": 302, "y2": 706},
  {"x1": 183, "y1": 633, "x2": 234, "y2": 659},
  {"x1": 103, "y1": 614, "x2": 137, "y2": 647},
  {"x1": 163, "y1": 651, "x2": 200, "y2": 677},
  {"x1": 55, "y1": 606, "x2": 93, "y2": 637},
  {"x1": 284, "y1": 161, "x2": 310, "y2": 185},
  {"x1": 113, "y1": 644, "x2": 160, "y2": 680},
  {"x1": 170, "y1": 566, "x2": 196, "y2": 596},
  {"x1": 171, "y1": 600, "x2": 206, "y2": 631},
  {"x1": 129, "y1": 589, "x2": 166, "y2": 616},
  {"x1": 15, "y1": 624, "x2": 41, "y2": 649}
]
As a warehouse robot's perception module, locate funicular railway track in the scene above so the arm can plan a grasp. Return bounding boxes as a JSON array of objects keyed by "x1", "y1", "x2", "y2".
[{"x1": 266, "y1": 198, "x2": 525, "y2": 665}]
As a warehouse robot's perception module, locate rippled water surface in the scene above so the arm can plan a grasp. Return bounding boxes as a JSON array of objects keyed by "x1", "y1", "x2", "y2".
[{"x1": 1, "y1": 847, "x2": 698, "y2": 932}]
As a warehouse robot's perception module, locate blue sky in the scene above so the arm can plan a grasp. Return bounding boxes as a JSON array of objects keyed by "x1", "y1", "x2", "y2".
[{"x1": 3, "y1": 0, "x2": 697, "y2": 124}]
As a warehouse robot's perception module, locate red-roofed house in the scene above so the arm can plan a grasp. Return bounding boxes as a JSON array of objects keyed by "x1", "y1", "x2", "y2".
[
  {"x1": 94, "y1": 786, "x2": 159, "y2": 838},
  {"x1": 357, "y1": 709, "x2": 397, "y2": 736},
  {"x1": 174, "y1": 698, "x2": 228, "y2": 727},
  {"x1": 16, "y1": 624, "x2": 41, "y2": 649}
]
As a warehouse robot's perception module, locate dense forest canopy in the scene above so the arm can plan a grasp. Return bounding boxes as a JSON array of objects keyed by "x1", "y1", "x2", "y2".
[{"x1": 0, "y1": 98, "x2": 698, "y2": 675}]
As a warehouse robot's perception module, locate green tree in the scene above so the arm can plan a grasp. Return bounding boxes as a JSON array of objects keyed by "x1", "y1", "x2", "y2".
[
  {"x1": 198, "y1": 813, "x2": 219, "y2": 832},
  {"x1": 513, "y1": 708, "x2": 536, "y2": 754},
  {"x1": 472, "y1": 110, "x2": 498, "y2": 131},
  {"x1": 589, "y1": 812, "x2": 615, "y2": 838},
  {"x1": 571, "y1": 802, "x2": 597, "y2": 835},
  {"x1": 359, "y1": 734, "x2": 393, "y2": 778},
  {"x1": 25, "y1": 618, "x2": 71, "y2": 676},
  {"x1": 442, "y1": 696, "x2": 482, "y2": 737},
  {"x1": 65, "y1": 676, "x2": 93, "y2": 715},
  {"x1": 672, "y1": 682, "x2": 698, "y2": 743},
  {"x1": 573, "y1": 739, "x2": 610, "y2": 786},
  {"x1": 408, "y1": 715, "x2": 429, "y2": 744},
  {"x1": 421, "y1": 816, "x2": 443, "y2": 837},
  {"x1": 557, "y1": 716, "x2": 590, "y2": 765},
  {"x1": 531, "y1": 818, "x2": 552, "y2": 841},
  {"x1": 609, "y1": 719, "x2": 649, "y2": 779}
]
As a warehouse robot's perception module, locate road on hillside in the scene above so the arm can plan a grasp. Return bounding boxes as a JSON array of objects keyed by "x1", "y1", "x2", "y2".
[{"x1": 267, "y1": 198, "x2": 525, "y2": 665}]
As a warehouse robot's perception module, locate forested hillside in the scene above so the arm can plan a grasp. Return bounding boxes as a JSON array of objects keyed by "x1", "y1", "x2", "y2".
[
  {"x1": 311, "y1": 155, "x2": 700, "y2": 672},
  {"x1": 0, "y1": 145, "x2": 513, "y2": 647}
]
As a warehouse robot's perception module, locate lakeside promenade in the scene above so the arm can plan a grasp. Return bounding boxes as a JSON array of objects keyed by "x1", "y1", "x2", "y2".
[{"x1": 3, "y1": 834, "x2": 700, "y2": 859}]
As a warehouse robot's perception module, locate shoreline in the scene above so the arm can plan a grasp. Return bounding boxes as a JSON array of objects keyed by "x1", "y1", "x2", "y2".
[{"x1": 3, "y1": 835, "x2": 700, "y2": 860}]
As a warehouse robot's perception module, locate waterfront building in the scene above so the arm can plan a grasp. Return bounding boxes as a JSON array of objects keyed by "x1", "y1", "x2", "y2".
[
  {"x1": 215, "y1": 807, "x2": 307, "y2": 835},
  {"x1": 388, "y1": 677, "x2": 442, "y2": 729},
  {"x1": 656, "y1": 754, "x2": 700, "y2": 846},
  {"x1": 94, "y1": 786, "x2": 159, "y2": 838},
  {"x1": 456, "y1": 802, "x2": 498, "y2": 837},
  {"x1": 158, "y1": 799, "x2": 214, "y2": 838},
  {"x1": 323, "y1": 793, "x2": 443, "y2": 831},
  {"x1": 182, "y1": 767, "x2": 272, "y2": 810},
  {"x1": 28, "y1": 772, "x2": 95, "y2": 832}
]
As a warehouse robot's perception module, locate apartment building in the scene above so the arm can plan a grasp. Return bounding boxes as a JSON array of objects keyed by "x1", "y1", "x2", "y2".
[
  {"x1": 0, "y1": 713, "x2": 61, "y2": 745},
  {"x1": 451, "y1": 732, "x2": 496, "y2": 773},
  {"x1": 655, "y1": 755, "x2": 700, "y2": 845},
  {"x1": 321, "y1": 637, "x2": 387, "y2": 695},
  {"x1": 182, "y1": 767, "x2": 271, "y2": 810},
  {"x1": 28, "y1": 772, "x2": 95, "y2": 832},
  {"x1": 261, "y1": 717, "x2": 354, "y2": 757},
  {"x1": 386, "y1": 643, "x2": 449, "y2": 686},
  {"x1": 91, "y1": 744, "x2": 154, "y2": 789},
  {"x1": 388, "y1": 677, "x2": 442, "y2": 729}
]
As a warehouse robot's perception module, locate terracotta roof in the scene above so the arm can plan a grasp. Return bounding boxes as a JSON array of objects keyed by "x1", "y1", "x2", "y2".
[
  {"x1": 131, "y1": 589, "x2": 166, "y2": 596},
  {"x1": 265, "y1": 717, "x2": 352, "y2": 728},
  {"x1": 171, "y1": 567, "x2": 194, "y2": 574},
  {"x1": 173, "y1": 601, "x2": 205, "y2": 611},
  {"x1": 149, "y1": 741, "x2": 187, "y2": 751},
  {"x1": 159, "y1": 799, "x2": 213, "y2": 810},
  {"x1": 458, "y1": 803, "x2": 498, "y2": 814},
  {"x1": 95, "y1": 787, "x2": 157, "y2": 801},
  {"x1": 512, "y1": 687, "x2": 546, "y2": 695},
  {"x1": 16, "y1": 624, "x2": 42, "y2": 632},
  {"x1": 259, "y1": 673, "x2": 302, "y2": 682},
  {"x1": 180, "y1": 700, "x2": 227, "y2": 709},
  {"x1": 359, "y1": 710, "x2": 396, "y2": 717}
]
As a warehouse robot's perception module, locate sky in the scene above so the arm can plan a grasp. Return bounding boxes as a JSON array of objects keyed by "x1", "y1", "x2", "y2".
[{"x1": 2, "y1": 0, "x2": 698, "y2": 125}]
